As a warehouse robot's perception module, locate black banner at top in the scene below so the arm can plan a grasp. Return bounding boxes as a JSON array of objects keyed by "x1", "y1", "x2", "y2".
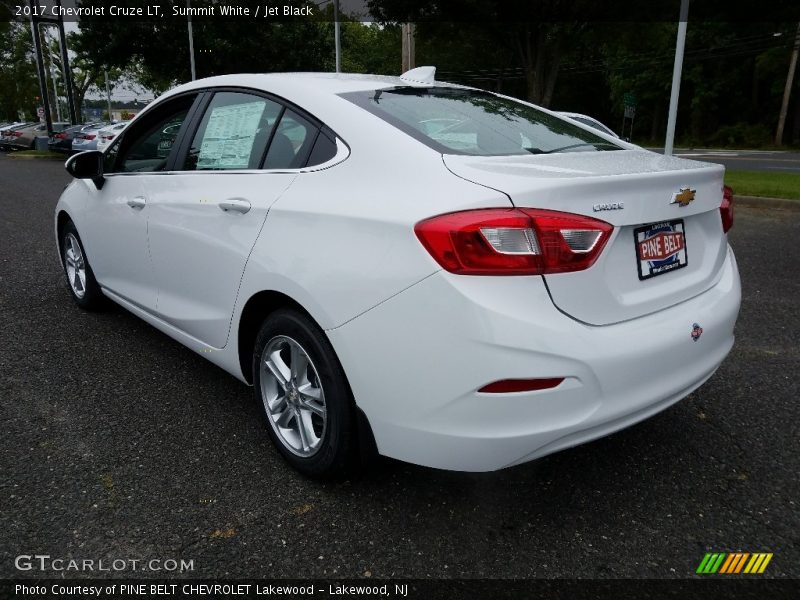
[{"x1": 2, "y1": 0, "x2": 799, "y2": 23}]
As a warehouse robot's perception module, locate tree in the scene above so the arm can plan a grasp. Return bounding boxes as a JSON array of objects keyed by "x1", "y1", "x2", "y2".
[
  {"x1": 0, "y1": 21, "x2": 39, "y2": 120},
  {"x1": 367, "y1": 0, "x2": 590, "y2": 106}
]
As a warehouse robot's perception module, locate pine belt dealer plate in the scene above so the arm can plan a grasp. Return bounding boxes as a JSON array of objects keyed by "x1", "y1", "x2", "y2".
[{"x1": 634, "y1": 219, "x2": 688, "y2": 280}]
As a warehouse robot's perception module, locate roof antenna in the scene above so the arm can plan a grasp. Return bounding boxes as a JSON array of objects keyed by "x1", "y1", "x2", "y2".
[{"x1": 400, "y1": 66, "x2": 436, "y2": 86}]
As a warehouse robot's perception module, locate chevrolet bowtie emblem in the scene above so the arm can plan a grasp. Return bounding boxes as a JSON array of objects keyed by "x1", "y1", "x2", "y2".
[{"x1": 671, "y1": 188, "x2": 696, "y2": 207}]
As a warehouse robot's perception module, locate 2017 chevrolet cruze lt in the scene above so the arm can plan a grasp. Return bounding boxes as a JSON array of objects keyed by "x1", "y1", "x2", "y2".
[{"x1": 55, "y1": 68, "x2": 741, "y2": 477}]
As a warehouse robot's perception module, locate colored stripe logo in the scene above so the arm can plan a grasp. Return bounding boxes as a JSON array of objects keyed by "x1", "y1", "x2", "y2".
[{"x1": 696, "y1": 552, "x2": 773, "y2": 574}]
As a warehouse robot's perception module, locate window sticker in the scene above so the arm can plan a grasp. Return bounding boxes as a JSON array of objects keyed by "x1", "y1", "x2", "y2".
[{"x1": 197, "y1": 101, "x2": 266, "y2": 169}]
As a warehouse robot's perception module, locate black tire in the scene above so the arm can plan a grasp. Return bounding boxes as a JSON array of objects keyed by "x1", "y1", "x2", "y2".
[
  {"x1": 61, "y1": 221, "x2": 106, "y2": 310},
  {"x1": 252, "y1": 309, "x2": 358, "y2": 478}
]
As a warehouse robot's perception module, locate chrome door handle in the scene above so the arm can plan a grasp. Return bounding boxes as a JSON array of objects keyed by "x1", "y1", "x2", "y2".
[
  {"x1": 218, "y1": 198, "x2": 251, "y2": 214},
  {"x1": 127, "y1": 196, "x2": 146, "y2": 209}
]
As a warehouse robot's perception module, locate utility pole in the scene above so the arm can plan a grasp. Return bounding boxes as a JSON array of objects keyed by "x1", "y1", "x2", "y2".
[
  {"x1": 187, "y1": 0, "x2": 196, "y2": 80},
  {"x1": 664, "y1": 0, "x2": 690, "y2": 156},
  {"x1": 104, "y1": 68, "x2": 113, "y2": 120},
  {"x1": 775, "y1": 22, "x2": 800, "y2": 146},
  {"x1": 333, "y1": 0, "x2": 341, "y2": 73},
  {"x1": 401, "y1": 23, "x2": 415, "y2": 72},
  {"x1": 29, "y1": 1, "x2": 53, "y2": 135}
]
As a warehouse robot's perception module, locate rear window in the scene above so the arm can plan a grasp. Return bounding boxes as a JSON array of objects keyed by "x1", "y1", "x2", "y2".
[{"x1": 341, "y1": 87, "x2": 621, "y2": 156}]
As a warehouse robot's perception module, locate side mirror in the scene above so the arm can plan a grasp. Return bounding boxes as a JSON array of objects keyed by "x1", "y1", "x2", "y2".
[{"x1": 65, "y1": 150, "x2": 105, "y2": 189}]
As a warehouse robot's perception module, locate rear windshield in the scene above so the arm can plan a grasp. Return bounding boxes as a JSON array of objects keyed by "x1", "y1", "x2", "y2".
[{"x1": 340, "y1": 87, "x2": 621, "y2": 156}]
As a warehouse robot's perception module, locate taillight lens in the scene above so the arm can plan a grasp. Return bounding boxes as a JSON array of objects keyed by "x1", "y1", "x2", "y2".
[
  {"x1": 720, "y1": 185, "x2": 734, "y2": 233},
  {"x1": 54, "y1": 132, "x2": 66, "y2": 139},
  {"x1": 414, "y1": 208, "x2": 613, "y2": 275}
]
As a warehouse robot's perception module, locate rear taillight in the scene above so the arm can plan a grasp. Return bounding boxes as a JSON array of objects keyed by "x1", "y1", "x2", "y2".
[
  {"x1": 80, "y1": 134, "x2": 96, "y2": 140},
  {"x1": 721, "y1": 185, "x2": 734, "y2": 233},
  {"x1": 414, "y1": 208, "x2": 613, "y2": 276},
  {"x1": 12, "y1": 131, "x2": 23, "y2": 137},
  {"x1": 54, "y1": 132, "x2": 66, "y2": 139}
]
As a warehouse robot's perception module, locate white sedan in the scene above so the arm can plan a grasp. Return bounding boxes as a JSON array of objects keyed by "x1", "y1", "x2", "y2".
[
  {"x1": 95, "y1": 121, "x2": 131, "y2": 152},
  {"x1": 56, "y1": 68, "x2": 740, "y2": 477}
]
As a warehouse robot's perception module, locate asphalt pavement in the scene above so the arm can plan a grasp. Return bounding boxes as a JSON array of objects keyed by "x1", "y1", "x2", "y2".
[{"x1": 0, "y1": 155, "x2": 798, "y2": 580}]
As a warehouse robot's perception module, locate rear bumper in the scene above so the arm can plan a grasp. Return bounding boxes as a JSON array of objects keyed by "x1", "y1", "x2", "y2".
[{"x1": 328, "y1": 246, "x2": 741, "y2": 471}]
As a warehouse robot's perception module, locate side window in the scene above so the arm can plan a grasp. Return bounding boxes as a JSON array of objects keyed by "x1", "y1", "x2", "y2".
[
  {"x1": 263, "y1": 109, "x2": 316, "y2": 169},
  {"x1": 183, "y1": 92, "x2": 281, "y2": 171},
  {"x1": 109, "y1": 95, "x2": 196, "y2": 173},
  {"x1": 306, "y1": 131, "x2": 338, "y2": 167}
]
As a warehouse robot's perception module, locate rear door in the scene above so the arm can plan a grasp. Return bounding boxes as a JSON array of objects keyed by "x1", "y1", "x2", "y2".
[{"x1": 144, "y1": 90, "x2": 299, "y2": 348}]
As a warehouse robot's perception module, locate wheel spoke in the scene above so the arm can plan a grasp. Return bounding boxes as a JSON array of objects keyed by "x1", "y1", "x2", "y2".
[
  {"x1": 276, "y1": 406, "x2": 295, "y2": 428},
  {"x1": 297, "y1": 411, "x2": 313, "y2": 451},
  {"x1": 264, "y1": 352, "x2": 289, "y2": 390},
  {"x1": 290, "y1": 341, "x2": 308, "y2": 384}
]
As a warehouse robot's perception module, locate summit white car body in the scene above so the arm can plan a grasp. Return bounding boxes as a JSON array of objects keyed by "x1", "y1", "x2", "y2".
[{"x1": 55, "y1": 72, "x2": 740, "y2": 471}]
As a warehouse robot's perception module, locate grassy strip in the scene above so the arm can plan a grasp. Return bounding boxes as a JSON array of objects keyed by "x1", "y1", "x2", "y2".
[
  {"x1": 8, "y1": 150, "x2": 65, "y2": 159},
  {"x1": 725, "y1": 170, "x2": 800, "y2": 200}
]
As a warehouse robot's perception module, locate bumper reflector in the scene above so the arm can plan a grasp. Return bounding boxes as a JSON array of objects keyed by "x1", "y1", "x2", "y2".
[{"x1": 478, "y1": 378, "x2": 564, "y2": 393}]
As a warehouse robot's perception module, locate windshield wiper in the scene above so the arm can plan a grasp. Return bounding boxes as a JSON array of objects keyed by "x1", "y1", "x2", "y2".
[{"x1": 543, "y1": 142, "x2": 620, "y2": 154}]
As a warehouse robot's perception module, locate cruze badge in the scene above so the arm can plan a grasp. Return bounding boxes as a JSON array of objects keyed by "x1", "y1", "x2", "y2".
[
  {"x1": 672, "y1": 188, "x2": 696, "y2": 207},
  {"x1": 593, "y1": 202, "x2": 624, "y2": 212}
]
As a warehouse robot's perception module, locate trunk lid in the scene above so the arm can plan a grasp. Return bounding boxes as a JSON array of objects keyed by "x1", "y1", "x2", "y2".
[{"x1": 443, "y1": 149, "x2": 729, "y2": 325}]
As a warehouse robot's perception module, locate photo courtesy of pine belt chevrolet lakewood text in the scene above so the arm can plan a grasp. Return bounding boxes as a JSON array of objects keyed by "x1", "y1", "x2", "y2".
[{"x1": 55, "y1": 67, "x2": 741, "y2": 478}]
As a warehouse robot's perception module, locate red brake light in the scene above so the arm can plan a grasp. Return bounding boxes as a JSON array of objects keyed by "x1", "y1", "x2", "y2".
[
  {"x1": 12, "y1": 131, "x2": 23, "y2": 137},
  {"x1": 414, "y1": 208, "x2": 613, "y2": 275},
  {"x1": 54, "y1": 132, "x2": 66, "y2": 139},
  {"x1": 720, "y1": 185, "x2": 734, "y2": 233}
]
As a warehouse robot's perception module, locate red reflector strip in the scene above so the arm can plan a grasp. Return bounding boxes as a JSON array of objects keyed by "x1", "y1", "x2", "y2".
[{"x1": 478, "y1": 378, "x2": 564, "y2": 393}]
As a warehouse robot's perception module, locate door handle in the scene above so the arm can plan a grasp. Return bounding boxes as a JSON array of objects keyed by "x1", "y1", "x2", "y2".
[
  {"x1": 218, "y1": 198, "x2": 251, "y2": 214},
  {"x1": 127, "y1": 196, "x2": 146, "y2": 209}
]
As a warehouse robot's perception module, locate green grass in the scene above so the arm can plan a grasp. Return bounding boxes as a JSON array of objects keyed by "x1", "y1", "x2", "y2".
[
  {"x1": 724, "y1": 170, "x2": 800, "y2": 200},
  {"x1": 8, "y1": 150, "x2": 65, "y2": 159}
]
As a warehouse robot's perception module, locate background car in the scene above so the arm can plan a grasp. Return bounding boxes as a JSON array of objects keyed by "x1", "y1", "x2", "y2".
[
  {"x1": 55, "y1": 70, "x2": 740, "y2": 478},
  {"x1": 0, "y1": 122, "x2": 35, "y2": 149},
  {"x1": 557, "y1": 111, "x2": 620, "y2": 138},
  {"x1": 96, "y1": 121, "x2": 130, "y2": 152},
  {"x1": 9, "y1": 122, "x2": 71, "y2": 150},
  {"x1": 71, "y1": 122, "x2": 110, "y2": 152},
  {"x1": 48, "y1": 124, "x2": 87, "y2": 154}
]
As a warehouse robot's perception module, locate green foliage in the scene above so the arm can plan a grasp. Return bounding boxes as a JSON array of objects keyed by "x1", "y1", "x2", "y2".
[
  {"x1": 0, "y1": 22, "x2": 40, "y2": 121},
  {"x1": 708, "y1": 123, "x2": 772, "y2": 148}
]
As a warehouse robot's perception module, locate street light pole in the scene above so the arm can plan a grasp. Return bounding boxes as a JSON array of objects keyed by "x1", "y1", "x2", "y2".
[
  {"x1": 187, "y1": 0, "x2": 196, "y2": 81},
  {"x1": 664, "y1": 0, "x2": 690, "y2": 156},
  {"x1": 104, "y1": 68, "x2": 113, "y2": 121},
  {"x1": 50, "y1": 65, "x2": 62, "y2": 122},
  {"x1": 334, "y1": 0, "x2": 341, "y2": 73}
]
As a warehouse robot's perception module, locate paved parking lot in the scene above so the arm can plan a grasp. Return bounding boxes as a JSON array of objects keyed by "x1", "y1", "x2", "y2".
[{"x1": 1, "y1": 154, "x2": 798, "y2": 580}]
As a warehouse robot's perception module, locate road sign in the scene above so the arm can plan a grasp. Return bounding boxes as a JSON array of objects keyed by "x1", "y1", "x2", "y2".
[
  {"x1": 37, "y1": 106, "x2": 45, "y2": 121},
  {"x1": 623, "y1": 92, "x2": 637, "y2": 108},
  {"x1": 624, "y1": 105, "x2": 636, "y2": 119}
]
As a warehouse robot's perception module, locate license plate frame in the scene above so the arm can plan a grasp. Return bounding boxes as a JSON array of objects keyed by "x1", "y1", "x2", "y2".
[{"x1": 634, "y1": 219, "x2": 688, "y2": 280}]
